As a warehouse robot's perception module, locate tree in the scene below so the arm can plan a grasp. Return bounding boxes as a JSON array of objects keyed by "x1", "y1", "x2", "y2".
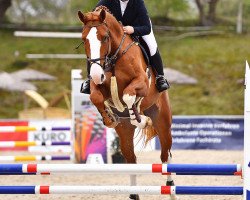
[
  {"x1": 71, "y1": 0, "x2": 98, "y2": 13},
  {"x1": 236, "y1": 0, "x2": 243, "y2": 34},
  {"x1": 0, "y1": 0, "x2": 12, "y2": 24},
  {"x1": 8, "y1": 0, "x2": 68, "y2": 24},
  {"x1": 195, "y1": 0, "x2": 220, "y2": 26},
  {"x1": 145, "y1": 0, "x2": 188, "y2": 18}
]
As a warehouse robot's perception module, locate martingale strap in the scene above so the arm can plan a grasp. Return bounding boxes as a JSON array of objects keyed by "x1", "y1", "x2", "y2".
[
  {"x1": 121, "y1": 41, "x2": 136, "y2": 56},
  {"x1": 105, "y1": 40, "x2": 135, "y2": 72},
  {"x1": 105, "y1": 38, "x2": 151, "y2": 79}
]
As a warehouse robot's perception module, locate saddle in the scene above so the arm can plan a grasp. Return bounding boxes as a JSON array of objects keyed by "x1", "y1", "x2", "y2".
[{"x1": 131, "y1": 36, "x2": 151, "y2": 73}]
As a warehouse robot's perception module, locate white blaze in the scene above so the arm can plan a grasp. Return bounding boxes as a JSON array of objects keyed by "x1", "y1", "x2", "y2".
[{"x1": 87, "y1": 27, "x2": 105, "y2": 85}]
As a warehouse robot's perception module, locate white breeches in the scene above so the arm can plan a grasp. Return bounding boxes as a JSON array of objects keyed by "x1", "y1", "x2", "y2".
[{"x1": 142, "y1": 21, "x2": 158, "y2": 56}]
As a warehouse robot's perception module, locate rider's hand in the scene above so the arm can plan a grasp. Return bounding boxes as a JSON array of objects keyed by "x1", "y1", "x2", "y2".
[{"x1": 123, "y1": 26, "x2": 134, "y2": 34}]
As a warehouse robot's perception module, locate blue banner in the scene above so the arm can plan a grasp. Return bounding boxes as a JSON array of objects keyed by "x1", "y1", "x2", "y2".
[{"x1": 156, "y1": 116, "x2": 244, "y2": 150}]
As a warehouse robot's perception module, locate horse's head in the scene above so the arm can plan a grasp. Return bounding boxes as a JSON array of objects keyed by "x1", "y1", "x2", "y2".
[{"x1": 78, "y1": 9, "x2": 111, "y2": 85}]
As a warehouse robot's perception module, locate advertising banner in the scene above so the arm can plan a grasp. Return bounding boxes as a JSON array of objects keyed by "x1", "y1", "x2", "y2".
[
  {"x1": 28, "y1": 119, "x2": 72, "y2": 153},
  {"x1": 0, "y1": 120, "x2": 72, "y2": 152},
  {"x1": 72, "y1": 70, "x2": 107, "y2": 163},
  {"x1": 156, "y1": 116, "x2": 244, "y2": 150}
]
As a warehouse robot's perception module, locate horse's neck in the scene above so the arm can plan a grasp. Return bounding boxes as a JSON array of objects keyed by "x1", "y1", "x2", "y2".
[
  {"x1": 108, "y1": 19, "x2": 129, "y2": 53},
  {"x1": 106, "y1": 16, "x2": 146, "y2": 75}
]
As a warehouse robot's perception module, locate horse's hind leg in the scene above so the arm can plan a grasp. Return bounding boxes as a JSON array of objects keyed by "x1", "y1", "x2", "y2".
[
  {"x1": 153, "y1": 92, "x2": 172, "y2": 162},
  {"x1": 115, "y1": 121, "x2": 139, "y2": 200},
  {"x1": 153, "y1": 92, "x2": 178, "y2": 200},
  {"x1": 155, "y1": 112, "x2": 175, "y2": 185}
]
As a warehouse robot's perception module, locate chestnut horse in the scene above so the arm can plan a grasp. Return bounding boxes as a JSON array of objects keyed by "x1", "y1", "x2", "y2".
[{"x1": 78, "y1": 7, "x2": 175, "y2": 200}]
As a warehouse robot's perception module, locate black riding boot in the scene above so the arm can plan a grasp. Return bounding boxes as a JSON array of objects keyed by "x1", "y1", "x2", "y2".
[
  {"x1": 150, "y1": 49, "x2": 170, "y2": 92},
  {"x1": 80, "y1": 61, "x2": 91, "y2": 94}
]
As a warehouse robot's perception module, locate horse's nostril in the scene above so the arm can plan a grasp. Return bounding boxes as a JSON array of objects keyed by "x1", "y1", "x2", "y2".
[{"x1": 101, "y1": 74, "x2": 105, "y2": 82}]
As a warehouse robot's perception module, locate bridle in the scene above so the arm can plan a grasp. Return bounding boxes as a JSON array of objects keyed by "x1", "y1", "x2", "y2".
[
  {"x1": 83, "y1": 21, "x2": 135, "y2": 73},
  {"x1": 84, "y1": 22, "x2": 112, "y2": 70}
]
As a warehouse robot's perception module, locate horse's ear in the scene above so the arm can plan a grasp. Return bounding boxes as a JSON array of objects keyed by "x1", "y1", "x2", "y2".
[
  {"x1": 99, "y1": 9, "x2": 106, "y2": 22},
  {"x1": 78, "y1": 11, "x2": 86, "y2": 24}
]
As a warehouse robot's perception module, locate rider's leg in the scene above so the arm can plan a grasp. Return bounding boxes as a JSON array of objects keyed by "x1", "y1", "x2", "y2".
[
  {"x1": 142, "y1": 22, "x2": 170, "y2": 92},
  {"x1": 80, "y1": 61, "x2": 91, "y2": 94}
]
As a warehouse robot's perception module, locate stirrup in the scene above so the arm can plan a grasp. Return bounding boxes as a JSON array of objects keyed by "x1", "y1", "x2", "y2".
[
  {"x1": 155, "y1": 75, "x2": 170, "y2": 92},
  {"x1": 80, "y1": 79, "x2": 90, "y2": 94}
]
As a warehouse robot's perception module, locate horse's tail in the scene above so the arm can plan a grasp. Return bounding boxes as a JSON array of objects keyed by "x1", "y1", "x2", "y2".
[{"x1": 142, "y1": 125, "x2": 157, "y2": 146}]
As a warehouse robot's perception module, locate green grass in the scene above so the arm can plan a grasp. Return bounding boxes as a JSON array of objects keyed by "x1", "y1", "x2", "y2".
[
  {"x1": 0, "y1": 29, "x2": 86, "y2": 118},
  {"x1": 158, "y1": 33, "x2": 249, "y2": 115},
  {"x1": 0, "y1": 29, "x2": 249, "y2": 118}
]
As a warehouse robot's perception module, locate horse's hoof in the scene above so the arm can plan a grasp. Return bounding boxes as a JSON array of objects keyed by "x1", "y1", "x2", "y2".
[
  {"x1": 145, "y1": 116, "x2": 152, "y2": 127},
  {"x1": 166, "y1": 180, "x2": 175, "y2": 186},
  {"x1": 129, "y1": 194, "x2": 140, "y2": 200},
  {"x1": 102, "y1": 111, "x2": 119, "y2": 128},
  {"x1": 131, "y1": 115, "x2": 152, "y2": 129},
  {"x1": 102, "y1": 115, "x2": 119, "y2": 128}
]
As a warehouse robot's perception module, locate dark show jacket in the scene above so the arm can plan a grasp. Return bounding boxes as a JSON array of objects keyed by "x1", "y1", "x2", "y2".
[{"x1": 96, "y1": 0, "x2": 151, "y2": 36}]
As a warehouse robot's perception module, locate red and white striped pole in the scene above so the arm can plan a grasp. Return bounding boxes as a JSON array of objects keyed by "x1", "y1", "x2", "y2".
[
  {"x1": 0, "y1": 186, "x2": 243, "y2": 195},
  {"x1": 0, "y1": 163, "x2": 242, "y2": 175}
]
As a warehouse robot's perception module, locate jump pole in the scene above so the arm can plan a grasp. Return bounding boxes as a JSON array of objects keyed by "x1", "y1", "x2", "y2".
[
  {"x1": 0, "y1": 156, "x2": 71, "y2": 162},
  {"x1": 0, "y1": 186, "x2": 243, "y2": 195},
  {"x1": 244, "y1": 61, "x2": 250, "y2": 200},
  {"x1": 0, "y1": 163, "x2": 242, "y2": 175},
  {"x1": 14, "y1": 31, "x2": 81, "y2": 38},
  {"x1": 0, "y1": 141, "x2": 71, "y2": 147},
  {"x1": 26, "y1": 54, "x2": 86, "y2": 59},
  {"x1": 0, "y1": 126, "x2": 70, "y2": 132}
]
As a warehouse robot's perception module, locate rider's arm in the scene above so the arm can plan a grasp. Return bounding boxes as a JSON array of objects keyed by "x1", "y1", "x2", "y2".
[{"x1": 132, "y1": 0, "x2": 151, "y2": 36}]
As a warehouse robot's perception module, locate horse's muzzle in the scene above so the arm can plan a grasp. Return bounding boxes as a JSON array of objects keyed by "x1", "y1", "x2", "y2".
[
  {"x1": 91, "y1": 73, "x2": 106, "y2": 85},
  {"x1": 90, "y1": 64, "x2": 106, "y2": 85}
]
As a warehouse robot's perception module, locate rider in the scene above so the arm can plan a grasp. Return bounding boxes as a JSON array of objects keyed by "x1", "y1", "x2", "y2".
[{"x1": 81, "y1": 0, "x2": 170, "y2": 94}]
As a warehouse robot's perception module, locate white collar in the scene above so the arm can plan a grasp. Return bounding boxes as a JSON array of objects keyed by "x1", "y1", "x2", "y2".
[
  {"x1": 119, "y1": 0, "x2": 129, "y2": 5},
  {"x1": 119, "y1": 0, "x2": 129, "y2": 16}
]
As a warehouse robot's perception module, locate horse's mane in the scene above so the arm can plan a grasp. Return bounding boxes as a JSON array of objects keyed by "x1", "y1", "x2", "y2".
[
  {"x1": 94, "y1": 5, "x2": 122, "y2": 28},
  {"x1": 83, "y1": 6, "x2": 114, "y2": 24},
  {"x1": 94, "y1": 6, "x2": 113, "y2": 15}
]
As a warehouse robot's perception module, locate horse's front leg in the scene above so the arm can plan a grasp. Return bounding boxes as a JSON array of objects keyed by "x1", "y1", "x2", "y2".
[
  {"x1": 89, "y1": 85, "x2": 118, "y2": 128},
  {"x1": 115, "y1": 122, "x2": 139, "y2": 200},
  {"x1": 122, "y1": 78, "x2": 151, "y2": 129}
]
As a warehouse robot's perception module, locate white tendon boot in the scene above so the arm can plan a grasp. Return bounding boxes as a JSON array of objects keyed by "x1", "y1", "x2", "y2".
[{"x1": 123, "y1": 94, "x2": 151, "y2": 129}]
